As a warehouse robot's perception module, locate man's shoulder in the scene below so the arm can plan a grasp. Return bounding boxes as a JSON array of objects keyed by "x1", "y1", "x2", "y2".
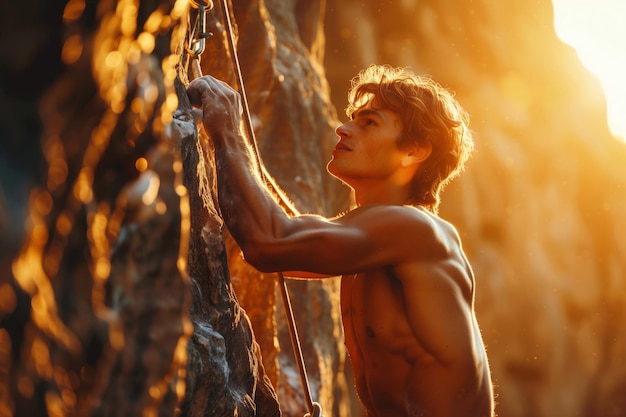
[
  {"x1": 336, "y1": 204, "x2": 460, "y2": 250},
  {"x1": 345, "y1": 204, "x2": 454, "y2": 231}
]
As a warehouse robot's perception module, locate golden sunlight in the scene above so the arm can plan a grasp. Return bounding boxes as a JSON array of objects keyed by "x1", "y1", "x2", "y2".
[{"x1": 552, "y1": 0, "x2": 626, "y2": 141}]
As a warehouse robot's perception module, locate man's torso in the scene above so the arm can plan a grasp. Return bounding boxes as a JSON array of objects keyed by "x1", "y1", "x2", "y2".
[{"x1": 339, "y1": 212, "x2": 493, "y2": 416}]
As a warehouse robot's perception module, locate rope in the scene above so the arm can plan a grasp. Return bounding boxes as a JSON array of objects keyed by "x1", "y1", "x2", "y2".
[
  {"x1": 188, "y1": 1, "x2": 322, "y2": 415},
  {"x1": 216, "y1": 1, "x2": 320, "y2": 413},
  {"x1": 277, "y1": 272, "x2": 317, "y2": 414}
]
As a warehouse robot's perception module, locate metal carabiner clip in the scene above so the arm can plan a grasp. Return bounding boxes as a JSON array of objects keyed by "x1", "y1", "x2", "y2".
[{"x1": 187, "y1": 0, "x2": 214, "y2": 78}]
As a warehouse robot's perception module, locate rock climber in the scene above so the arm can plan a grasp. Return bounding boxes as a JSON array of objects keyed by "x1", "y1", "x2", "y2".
[{"x1": 187, "y1": 64, "x2": 495, "y2": 417}]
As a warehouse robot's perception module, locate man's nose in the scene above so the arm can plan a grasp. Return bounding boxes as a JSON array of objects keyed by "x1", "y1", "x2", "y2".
[{"x1": 335, "y1": 122, "x2": 351, "y2": 137}]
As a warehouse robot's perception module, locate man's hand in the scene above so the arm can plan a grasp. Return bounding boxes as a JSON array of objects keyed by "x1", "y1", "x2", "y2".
[{"x1": 186, "y1": 75, "x2": 243, "y2": 136}]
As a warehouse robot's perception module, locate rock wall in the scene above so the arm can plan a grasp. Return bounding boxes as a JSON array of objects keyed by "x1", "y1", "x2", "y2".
[{"x1": 1, "y1": 0, "x2": 280, "y2": 416}]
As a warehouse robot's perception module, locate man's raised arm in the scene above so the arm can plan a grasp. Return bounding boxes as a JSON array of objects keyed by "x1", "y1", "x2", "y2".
[
  {"x1": 187, "y1": 76, "x2": 293, "y2": 262},
  {"x1": 186, "y1": 75, "x2": 413, "y2": 277}
]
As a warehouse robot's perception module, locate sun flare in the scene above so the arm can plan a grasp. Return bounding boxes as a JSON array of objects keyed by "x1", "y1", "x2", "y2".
[{"x1": 552, "y1": 0, "x2": 626, "y2": 141}]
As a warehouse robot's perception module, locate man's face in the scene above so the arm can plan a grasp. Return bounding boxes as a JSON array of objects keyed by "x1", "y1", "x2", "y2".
[{"x1": 327, "y1": 98, "x2": 406, "y2": 187}]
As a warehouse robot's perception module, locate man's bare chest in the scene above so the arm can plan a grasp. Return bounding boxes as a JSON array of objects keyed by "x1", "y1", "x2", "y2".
[{"x1": 340, "y1": 272, "x2": 417, "y2": 357}]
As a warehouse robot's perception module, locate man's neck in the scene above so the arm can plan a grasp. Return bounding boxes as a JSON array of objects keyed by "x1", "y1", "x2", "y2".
[{"x1": 352, "y1": 181, "x2": 413, "y2": 207}]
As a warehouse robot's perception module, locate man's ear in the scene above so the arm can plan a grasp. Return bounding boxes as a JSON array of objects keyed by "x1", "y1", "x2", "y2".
[{"x1": 402, "y1": 141, "x2": 432, "y2": 168}]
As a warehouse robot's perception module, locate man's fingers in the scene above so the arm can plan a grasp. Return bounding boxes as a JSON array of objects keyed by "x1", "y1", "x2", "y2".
[
  {"x1": 187, "y1": 76, "x2": 222, "y2": 108},
  {"x1": 187, "y1": 77, "x2": 210, "y2": 109},
  {"x1": 186, "y1": 75, "x2": 243, "y2": 136},
  {"x1": 187, "y1": 75, "x2": 239, "y2": 109}
]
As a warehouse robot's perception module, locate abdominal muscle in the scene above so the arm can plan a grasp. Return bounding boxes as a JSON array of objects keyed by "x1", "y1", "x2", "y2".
[
  {"x1": 340, "y1": 268, "x2": 494, "y2": 417},
  {"x1": 341, "y1": 271, "x2": 431, "y2": 416}
]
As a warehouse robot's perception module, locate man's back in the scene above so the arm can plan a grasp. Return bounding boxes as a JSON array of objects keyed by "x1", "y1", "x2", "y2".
[{"x1": 340, "y1": 205, "x2": 493, "y2": 417}]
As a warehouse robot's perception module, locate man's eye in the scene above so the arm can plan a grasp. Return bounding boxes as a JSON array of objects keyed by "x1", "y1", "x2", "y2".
[{"x1": 365, "y1": 118, "x2": 377, "y2": 126}]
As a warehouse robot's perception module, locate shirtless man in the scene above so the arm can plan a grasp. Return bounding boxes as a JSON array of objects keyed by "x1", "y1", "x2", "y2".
[{"x1": 187, "y1": 65, "x2": 494, "y2": 417}]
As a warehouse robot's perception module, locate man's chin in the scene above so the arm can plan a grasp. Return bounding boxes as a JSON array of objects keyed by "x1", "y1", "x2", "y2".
[
  {"x1": 326, "y1": 160, "x2": 341, "y2": 178},
  {"x1": 326, "y1": 162, "x2": 352, "y2": 186}
]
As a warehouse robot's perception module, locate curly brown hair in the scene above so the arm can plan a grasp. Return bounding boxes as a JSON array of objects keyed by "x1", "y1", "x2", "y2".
[{"x1": 346, "y1": 65, "x2": 473, "y2": 213}]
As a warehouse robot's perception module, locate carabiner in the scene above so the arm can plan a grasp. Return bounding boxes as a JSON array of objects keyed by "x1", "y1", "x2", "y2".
[
  {"x1": 187, "y1": 0, "x2": 214, "y2": 59},
  {"x1": 187, "y1": 0, "x2": 214, "y2": 79}
]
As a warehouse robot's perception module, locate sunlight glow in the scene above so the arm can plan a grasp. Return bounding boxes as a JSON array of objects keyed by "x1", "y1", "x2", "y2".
[{"x1": 552, "y1": 0, "x2": 626, "y2": 141}]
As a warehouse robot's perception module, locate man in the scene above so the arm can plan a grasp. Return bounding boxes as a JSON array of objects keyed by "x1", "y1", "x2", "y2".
[{"x1": 187, "y1": 65, "x2": 494, "y2": 417}]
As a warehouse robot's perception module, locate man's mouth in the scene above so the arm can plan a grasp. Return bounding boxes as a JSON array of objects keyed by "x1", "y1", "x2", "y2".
[{"x1": 334, "y1": 142, "x2": 351, "y2": 152}]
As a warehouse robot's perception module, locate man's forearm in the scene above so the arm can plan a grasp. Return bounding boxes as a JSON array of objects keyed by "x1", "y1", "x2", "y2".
[
  {"x1": 187, "y1": 75, "x2": 294, "y2": 261},
  {"x1": 211, "y1": 124, "x2": 289, "y2": 255}
]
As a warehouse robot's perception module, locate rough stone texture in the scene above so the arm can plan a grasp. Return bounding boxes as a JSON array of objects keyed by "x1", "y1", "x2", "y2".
[
  {"x1": 0, "y1": 0, "x2": 193, "y2": 414},
  {"x1": 2, "y1": 1, "x2": 626, "y2": 417},
  {"x1": 1, "y1": 1, "x2": 279, "y2": 416},
  {"x1": 175, "y1": 80, "x2": 280, "y2": 417}
]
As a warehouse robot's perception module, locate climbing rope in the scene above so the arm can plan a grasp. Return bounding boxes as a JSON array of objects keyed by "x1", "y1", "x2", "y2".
[{"x1": 186, "y1": 1, "x2": 323, "y2": 416}]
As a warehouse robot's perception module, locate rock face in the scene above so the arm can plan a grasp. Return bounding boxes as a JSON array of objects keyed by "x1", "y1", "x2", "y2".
[
  {"x1": 1, "y1": 1, "x2": 193, "y2": 415},
  {"x1": 1, "y1": 0, "x2": 280, "y2": 416},
  {"x1": 2, "y1": 1, "x2": 626, "y2": 417}
]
